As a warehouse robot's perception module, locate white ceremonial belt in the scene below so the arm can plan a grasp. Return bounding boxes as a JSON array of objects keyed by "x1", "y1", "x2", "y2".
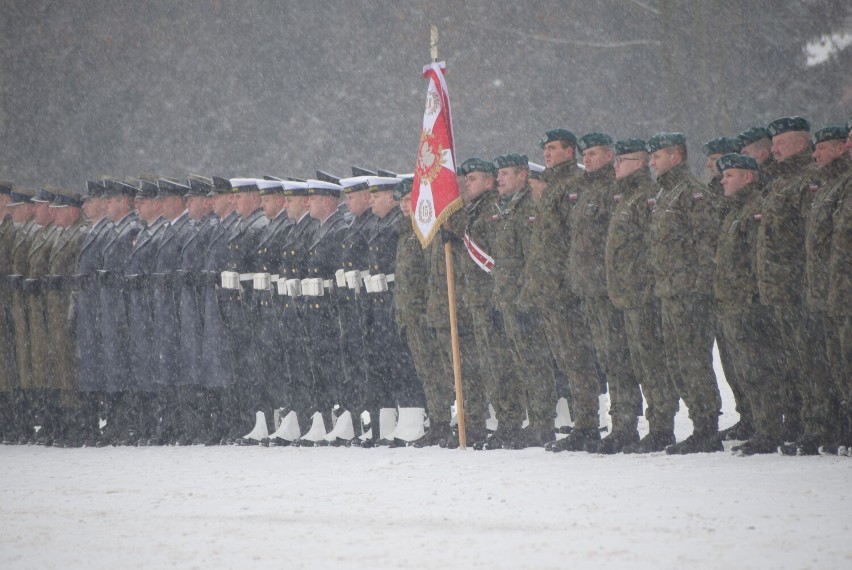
[
  {"x1": 345, "y1": 270, "x2": 363, "y2": 291},
  {"x1": 335, "y1": 269, "x2": 346, "y2": 288},
  {"x1": 253, "y1": 272, "x2": 272, "y2": 291},
  {"x1": 300, "y1": 278, "x2": 327, "y2": 297},
  {"x1": 221, "y1": 271, "x2": 240, "y2": 289},
  {"x1": 277, "y1": 278, "x2": 301, "y2": 297},
  {"x1": 239, "y1": 273, "x2": 253, "y2": 282},
  {"x1": 365, "y1": 273, "x2": 395, "y2": 293}
]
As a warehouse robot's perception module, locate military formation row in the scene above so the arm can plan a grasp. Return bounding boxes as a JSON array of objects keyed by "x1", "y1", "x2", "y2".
[{"x1": 424, "y1": 115, "x2": 851, "y2": 456}]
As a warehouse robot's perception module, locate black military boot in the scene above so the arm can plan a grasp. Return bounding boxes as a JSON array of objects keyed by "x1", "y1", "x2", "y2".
[
  {"x1": 732, "y1": 435, "x2": 782, "y2": 456},
  {"x1": 720, "y1": 418, "x2": 755, "y2": 441},
  {"x1": 666, "y1": 417, "x2": 722, "y2": 454},
  {"x1": 545, "y1": 427, "x2": 601, "y2": 453},
  {"x1": 410, "y1": 423, "x2": 452, "y2": 448},
  {"x1": 589, "y1": 429, "x2": 640, "y2": 454},
  {"x1": 507, "y1": 426, "x2": 552, "y2": 450}
]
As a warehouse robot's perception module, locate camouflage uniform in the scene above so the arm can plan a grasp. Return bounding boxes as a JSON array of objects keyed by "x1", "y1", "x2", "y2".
[
  {"x1": 394, "y1": 214, "x2": 448, "y2": 433},
  {"x1": 806, "y1": 153, "x2": 852, "y2": 441},
  {"x1": 606, "y1": 167, "x2": 678, "y2": 441},
  {"x1": 827, "y1": 172, "x2": 852, "y2": 443},
  {"x1": 714, "y1": 178, "x2": 786, "y2": 446},
  {"x1": 757, "y1": 149, "x2": 832, "y2": 443},
  {"x1": 426, "y1": 211, "x2": 486, "y2": 439},
  {"x1": 518, "y1": 161, "x2": 600, "y2": 433},
  {"x1": 650, "y1": 162, "x2": 722, "y2": 437},
  {"x1": 491, "y1": 184, "x2": 556, "y2": 438},
  {"x1": 571, "y1": 162, "x2": 642, "y2": 442}
]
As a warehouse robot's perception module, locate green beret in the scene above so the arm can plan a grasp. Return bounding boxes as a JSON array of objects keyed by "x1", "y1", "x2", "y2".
[
  {"x1": 716, "y1": 153, "x2": 760, "y2": 173},
  {"x1": 646, "y1": 132, "x2": 686, "y2": 153},
  {"x1": 539, "y1": 128, "x2": 577, "y2": 149},
  {"x1": 702, "y1": 136, "x2": 742, "y2": 156},
  {"x1": 577, "y1": 133, "x2": 614, "y2": 152},
  {"x1": 767, "y1": 116, "x2": 810, "y2": 137},
  {"x1": 614, "y1": 138, "x2": 647, "y2": 156},
  {"x1": 457, "y1": 157, "x2": 496, "y2": 177},
  {"x1": 392, "y1": 178, "x2": 413, "y2": 201},
  {"x1": 737, "y1": 127, "x2": 770, "y2": 147},
  {"x1": 493, "y1": 153, "x2": 529, "y2": 169},
  {"x1": 813, "y1": 126, "x2": 848, "y2": 144}
]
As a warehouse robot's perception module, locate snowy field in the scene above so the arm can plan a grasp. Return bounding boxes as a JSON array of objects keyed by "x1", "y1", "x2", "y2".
[{"x1": 2, "y1": 348, "x2": 851, "y2": 569}]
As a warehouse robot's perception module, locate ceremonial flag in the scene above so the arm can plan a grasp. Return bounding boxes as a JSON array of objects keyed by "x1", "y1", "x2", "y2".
[{"x1": 411, "y1": 61, "x2": 463, "y2": 247}]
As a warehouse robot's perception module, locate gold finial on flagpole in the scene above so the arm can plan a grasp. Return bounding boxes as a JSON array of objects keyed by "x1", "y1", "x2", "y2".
[{"x1": 430, "y1": 24, "x2": 439, "y2": 62}]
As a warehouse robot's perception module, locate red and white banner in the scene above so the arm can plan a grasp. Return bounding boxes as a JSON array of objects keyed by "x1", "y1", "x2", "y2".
[{"x1": 411, "y1": 61, "x2": 463, "y2": 247}]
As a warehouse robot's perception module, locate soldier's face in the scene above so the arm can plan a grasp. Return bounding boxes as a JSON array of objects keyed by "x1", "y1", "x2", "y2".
[
  {"x1": 542, "y1": 141, "x2": 573, "y2": 168},
  {"x1": 10, "y1": 204, "x2": 31, "y2": 223},
  {"x1": 705, "y1": 153, "x2": 723, "y2": 179},
  {"x1": 581, "y1": 146, "x2": 614, "y2": 173},
  {"x1": 464, "y1": 172, "x2": 493, "y2": 201},
  {"x1": 235, "y1": 191, "x2": 261, "y2": 218},
  {"x1": 614, "y1": 153, "x2": 647, "y2": 179},
  {"x1": 33, "y1": 202, "x2": 52, "y2": 226},
  {"x1": 649, "y1": 149, "x2": 677, "y2": 178},
  {"x1": 285, "y1": 196, "x2": 309, "y2": 220},
  {"x1": 308, "y1": 195, "x2": 334, "y2": 220},
  {"x1": 771, "y1": 131, "x2": 809, "y2": 162},
  {"x1": 186, "y1": 196, "x2": 209, "y2": 220},
  {"x1": 399, "y1": 195, "x2": 412, "y2": 216},
  {"x1": 812, "y1": 140, "x2": 845, "y2": 168},
  {"x1": 369, "y1": 191, "x2": 395, "y2": 219},
  {"x1": 496, "y1": 167, "x2": 526, "y2": 195},
  {"x1": 741, "y1": 140, "x2": 771, "y2": 164},
  {"x1": 135, "y1": 197, "x2": 160, "y2": 222},
  {"x1": 345, "y1": 190, "x2": 371, "y2": 217},
  {"x1": 160, "y1": 195, "x2": 186, "y2": 220},
  {"x1": 720, "y1": 169, "x2": 752, "y2": 196}
]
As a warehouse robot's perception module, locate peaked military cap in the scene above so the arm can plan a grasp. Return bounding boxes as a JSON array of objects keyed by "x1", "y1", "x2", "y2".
[
  {"x1": 316, "y1": 170, "x2": 341, "y2": 185},
  {"x1": 306, "y1": 178, "x2": 342, "y2": 198},
  {"x1": 281, "y1": 180, "x2": 310, "y2": 197},
  {"x1": 457, "y1": 157, "x2": 497, "y2": 177},
  {"x1": 229, "y1": 178, "x2": 260, "y2": 193},
  {"x1": 577, "y1": 133, "x2": 614, "y2": 152},
  {"x1": 716, "y1": 153, "x2": 760, "y2": 173},
  {"x1": 0, "y1": 179, "x2": 14, "y2": 196},
  {"x1": 187, "y1": 175, "x2": 213, "y2": 197},
  {"x1": 136, "y1": 179, "x2": 159, "y2": 199},
  {"x1": 767, "y1": 116, "x2": 810, "y2": 137},
  {"x1": 528, "y1": 161, "x2": 545, "y2": 180},
  {"x1": 84, "y1": 180, "x2": 106, "y2": 200},
  {"x1": 256, "y1": 179, "x2": 284, "y2": 195},
  {"x1": 702, "y1": 136, "x2": 742, "y2": 156},
  {"x1": 366, "y1": 176, "x2": 401, "y2": 193},
  {"x1": 103, "y1": 179, "x2": 137, "y2": 197},
  {"x1": 813, "y1": 126, "x2": 848, "y2": 144},
  {"x1": 377, "y1": 169, "x2": 399, "y2": 178},
  {"x1": 157, "y1": 178, "x2": 190, "y2": 197},
  {"x1": 211, "y1": 176, "x2": 234, "y2": 195},
  {"x1": 393, "y1": 178, "x2": 413, "y2": 201},
  {"x1": 285, "y1": 176, "x2": 307, "y2": 182},
  {"x1": 646, "y1": 132, "x2": 686, "y2": 153},
  {"x1": 352, "y1": 166, "x2": 376, "y2": 177},
  {"x1": 614, "y1": 138, "x2": 647, "y2": 156},
  {"x1": 8, "y1": 187, "x2": 36, "y2": 206},
  {"x1": 340, "y1": 176, "x2": 371, "y2": 194},
  {"x1": 262, "y1": 175, "x2": 284, "y2": 182},
  {"x1": 539, "y1": 128, "x2": 577, "y2": 148},
  {"x1": 738, "y1": 127, "x2": 770, "y2": 147},
  {"x1": 32, "y1": 187, "x2": 57, "y2": 203},
  {"x1": 493, "y1": 153, "x2": 529, "y2": 169},
  {"x1": 50, "y1": 187, "x2": 84, "y2": 208}
]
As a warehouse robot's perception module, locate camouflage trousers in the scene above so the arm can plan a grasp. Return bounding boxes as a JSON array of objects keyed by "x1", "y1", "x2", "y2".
[
  {"x1": 718, "y1": 304, "x2": 786, "y2": 441},
  {"x1": 583, "y1": 296, "x2": 642, "y2": 433},
  {"x1": 715, "y1": 316, "x2": 751, "y2": 426},
  {"x1": 623, "y1": 299, "x2": 678, "y2": 435},
  {"x1": 430, "y1": 310, "x2": 489, "y2": 438},
  {"x1": 484, "y1": 304, "x2": 550, "y2": 431},
  {"x1": 402, "y1": 315, "x2": 455, "y2": 428},
  {"x1": 540, "y1": 296, "x2": 600, "y2": 431},
  {"x1": 773, "y1": 303, "x2": 838, "y2": 440},
  {"x1": 659, "y1": 295, "x2": 721, "y2": 424},
  {"x1": 827, "y1": 316, "x2": 852, "y2": 435}
]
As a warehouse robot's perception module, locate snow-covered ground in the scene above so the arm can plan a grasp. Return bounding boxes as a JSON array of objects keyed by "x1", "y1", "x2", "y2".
[{"x1": 2, "y1": 348, "x2": 851, "y2": 569}]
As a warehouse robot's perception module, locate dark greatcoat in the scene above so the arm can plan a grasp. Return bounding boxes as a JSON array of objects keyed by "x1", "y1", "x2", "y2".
[
  {"x1": 98, "y1": 212, "x2": 144, "y2": 393},
  {"x1": 74, "y1": 217, "x2": 114, "y2": 392},
  {"x1": 150, "y1": 212, "x2": 195, "y2": 388},
  {"x1": 177, "y1": 213, "x2": 218, "y2": 387},
  {"x1": 125, "y1": 217, "x2": 169, "y2": 392}
]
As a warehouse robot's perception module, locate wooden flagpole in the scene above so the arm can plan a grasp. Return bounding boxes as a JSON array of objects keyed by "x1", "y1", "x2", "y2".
[{"x1": 431, "y1": 25, "x2": 467, "y2": 449}]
